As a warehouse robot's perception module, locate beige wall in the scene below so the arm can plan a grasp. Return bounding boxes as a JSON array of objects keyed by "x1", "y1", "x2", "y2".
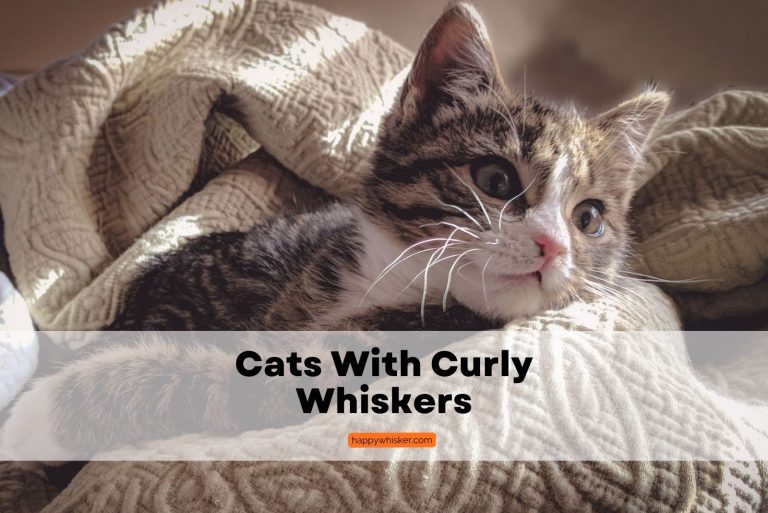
[{"x1": 1, "y1": 0, "x2": 767, "y2": 110}]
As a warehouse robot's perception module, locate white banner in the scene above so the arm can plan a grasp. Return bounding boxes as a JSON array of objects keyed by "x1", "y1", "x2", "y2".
[{"x1": 1, "y1": 330, "x2": 766, "y2": 461}]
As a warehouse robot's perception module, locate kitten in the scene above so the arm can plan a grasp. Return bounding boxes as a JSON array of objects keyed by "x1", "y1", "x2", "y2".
[
  {"x1": 110, "y1": 5, "x2": 667, "y2": 331},
  {"x1": 3, "y1": 3, "x2": 668, "y2": 459}
]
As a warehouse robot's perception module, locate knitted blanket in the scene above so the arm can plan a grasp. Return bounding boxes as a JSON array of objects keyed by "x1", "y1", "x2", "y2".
[{"x1": 0, "y1": 0, "x2": 767, "y2": 511}]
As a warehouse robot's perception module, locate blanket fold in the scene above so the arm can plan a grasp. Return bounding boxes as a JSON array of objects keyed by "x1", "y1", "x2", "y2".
[
  {"x1": 0, "y1": 0, "x2": 410, "y2": 331},
  {"x1": 631, "y1": 90, "x2": 768, "y2": 326}
]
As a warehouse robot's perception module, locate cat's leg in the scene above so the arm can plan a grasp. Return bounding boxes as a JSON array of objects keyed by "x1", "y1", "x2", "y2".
[
  {"x1": 1, "y1": 374, "x2": 76, "y2": 463},
  {"x1": 2, "y1": 339, "x2": 240, "y2": 460},
  {"x1": 2, "y1": 334, "x2": 346, "y2": 460},
  {"x1": 1, "y1": 308, "x2": 493, "y2": 460}
]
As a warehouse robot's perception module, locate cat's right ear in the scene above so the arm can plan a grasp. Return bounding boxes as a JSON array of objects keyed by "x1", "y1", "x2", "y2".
[{"x1": 396, "y1": 3, "x2": 502, "y2": 124}]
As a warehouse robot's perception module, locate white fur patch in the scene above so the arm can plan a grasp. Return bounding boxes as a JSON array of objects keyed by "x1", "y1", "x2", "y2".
[
  {"x1": 543, "y1": 154, "x2": 570, "y2": 204},
  {"x1": 2, "y1": 377, "x2": 75, "y2": 462},
  {"x1": 329, "y1": 207, "x2": 456, "y2": 324}
]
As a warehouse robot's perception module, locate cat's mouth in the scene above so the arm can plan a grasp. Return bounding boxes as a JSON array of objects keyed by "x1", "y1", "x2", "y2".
[
  {"x1": 451, "y1": 262, "x2": 557, "y2": 320},
  {"x1": 491, "y1": 271, "x2": 542, "y2": 287},
  {"x1": 456, "y1": 260, "x2": 545, "y2": 290}
]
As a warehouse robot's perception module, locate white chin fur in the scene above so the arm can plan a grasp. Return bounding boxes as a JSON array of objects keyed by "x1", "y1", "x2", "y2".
[
  {"x1": 451, "y1": 261, "x2": 570, "y2": 321},
  {"x1": 452, "y1": 281, "x2": 549, "y2": 320}
]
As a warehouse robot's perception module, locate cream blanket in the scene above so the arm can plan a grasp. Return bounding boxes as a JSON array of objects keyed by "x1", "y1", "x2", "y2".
[{"x1": 0, "y1": 0, "x2": 767, "y2": 511}]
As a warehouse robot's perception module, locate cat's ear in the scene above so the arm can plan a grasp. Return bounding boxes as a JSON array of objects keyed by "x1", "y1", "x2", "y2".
[
  {"x1": 397, "y1": 2, "x2": 502, "y2": 124},
  {"x1": 591, "y1": 90, "x2": 670, "y2": 172}
]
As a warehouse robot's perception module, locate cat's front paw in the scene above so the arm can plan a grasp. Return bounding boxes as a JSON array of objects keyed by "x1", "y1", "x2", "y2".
[{"x1": 2, "y1": 377, "x2": 76, "y2": 463}]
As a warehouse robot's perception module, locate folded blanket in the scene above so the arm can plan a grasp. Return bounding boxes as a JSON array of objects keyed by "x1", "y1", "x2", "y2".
[
  {"x1": 0, "y1": 0, "x2": 766, "y2": 511},
  {"x1": 633, "y1": 91, "x2": 768, "y2": 327},
  {"x1": 0, "y1": 0, "x2": 410, "y2": 333}
]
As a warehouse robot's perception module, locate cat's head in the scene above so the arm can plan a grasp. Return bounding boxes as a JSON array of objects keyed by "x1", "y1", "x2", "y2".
[{"x1": 361, "y1": 3, "x2": 669, "y2": 321}]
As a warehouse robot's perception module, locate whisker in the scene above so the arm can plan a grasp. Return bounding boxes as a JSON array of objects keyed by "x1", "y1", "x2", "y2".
[
  {"x1": 582, "y1": 278, "x2": 649, "y2": 315},
  {"x1": 581, "y1": 282, "x2": 624, "y2": 308},
  {"x1": 442, "y1": 248, "x2": 482, "y2": 311},
  {"x1": 589, "y1": 275, "x2": 648, "y2": 302},
  {"x1": 420, "y1": 221, "x2": 480, "y2": 239},
  {"x1": 481, "y1": 255, "x2": 494, "y2": 310},
  {"x1": 647, "y1": 149, "x2": 688, "y2": 155},
  {"x1": 362, "y1": 243, "x2": 465, "y2": 302},
  {"x1": 397, "y1": 251, "x2": 464, "y2": 299},
  {"x1": 374, "y1": 237, "x2": 464, "y2": 282},
  {"x1": 456, "y1": 260, "x2": 474, "y2": 281},
  {"x1": 552, "y1": 282, "x2": 581, "y2": 310},
  {"x1": 617, "y1": 269, "x2": 715, "y2": 284},
  {"x1": 360, "y1": 238, "x2": 467, "y2": 306},
  {"x1": 421, "y1": 229, "x2": 463, "y2": 325},
  {"x1": 430, "y1": 193, "x2": 485, "y2": 231},
  {"x1": 522, "y1": 64, "x2": 527, "y2": 140},
  {"x1": 447, "y1": 166, "x2": 493, "y2": 230},
  {"x1": 482, "y1": 82, "x2": 518, "y2": 135},
  {"x1": 496, "y1": 177, "x2": 536, "y2": 234}
]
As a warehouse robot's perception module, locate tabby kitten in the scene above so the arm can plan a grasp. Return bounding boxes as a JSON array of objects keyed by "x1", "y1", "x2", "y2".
[
  {"x1": 110, "y1": 5, "x2": 668, "y2": 331},
  {"x1": 3, "y1": 4, "x2": 668, "y2": 458}
]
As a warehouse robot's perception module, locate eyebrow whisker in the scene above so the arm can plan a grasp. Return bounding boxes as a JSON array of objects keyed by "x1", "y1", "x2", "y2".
[
  {"x1": 496, "y1": 177, "x2": 535, "y2": 233},
  {"x1": 447, "y1": 166, "x2": 493, "y2": 230}
]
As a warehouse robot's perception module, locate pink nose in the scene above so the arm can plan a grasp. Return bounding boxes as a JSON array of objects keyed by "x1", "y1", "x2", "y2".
[{"x1": 534, "y1": 235, "x2": 565, "y2": 267}]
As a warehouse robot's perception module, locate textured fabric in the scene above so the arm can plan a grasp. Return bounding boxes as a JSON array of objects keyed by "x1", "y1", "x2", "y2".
[
  {"x1": 632, "y1": 91, "x2": 768, "y2": 324},
  {"x1": 37, "y1": 461, "x2": 767, "y2": 513},
  {"x1": 32, "y1": 289, "x2": 768, "y2": 511},
  {"x1": 0, "y1": 0, "x2": 410, "y2": 333},
  {"x1": 0, "y1": 0, "x2": 767, "y2": 511},
  {"x1": 0, "y1": 462, "x2": 60, "y2": 513}
]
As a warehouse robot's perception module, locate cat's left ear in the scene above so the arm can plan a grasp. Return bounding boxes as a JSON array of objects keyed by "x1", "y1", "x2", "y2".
[
  {"x1": 397, "y1": 2, "x2": 502, "y2": 124},
  {"x1": 591, "y1": 90, "x2": 671, "y2": 176}
]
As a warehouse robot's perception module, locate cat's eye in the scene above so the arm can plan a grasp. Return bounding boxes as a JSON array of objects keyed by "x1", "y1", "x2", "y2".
[
  {"x1": 470, "y1": 158, "x2": 523, "y2": 200},
  {"x1": 572, "y1": 200, "x2": 605, "y2": 237}
]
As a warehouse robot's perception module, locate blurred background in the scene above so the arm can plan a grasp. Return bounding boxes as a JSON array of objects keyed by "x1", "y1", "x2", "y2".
[{"x1": 1, "y1": 0, "x2": 767, "y2": 111}]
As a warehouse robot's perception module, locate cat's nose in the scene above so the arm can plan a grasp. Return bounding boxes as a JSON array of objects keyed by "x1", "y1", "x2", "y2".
[{"x1": 533, "y1": 235, "x2": 565, "y2": 267}]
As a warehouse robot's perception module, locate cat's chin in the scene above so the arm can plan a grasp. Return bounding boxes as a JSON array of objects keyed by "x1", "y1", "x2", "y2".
[{"x1": 452, "y1": 279, "x2": 552, "y2": 322}]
